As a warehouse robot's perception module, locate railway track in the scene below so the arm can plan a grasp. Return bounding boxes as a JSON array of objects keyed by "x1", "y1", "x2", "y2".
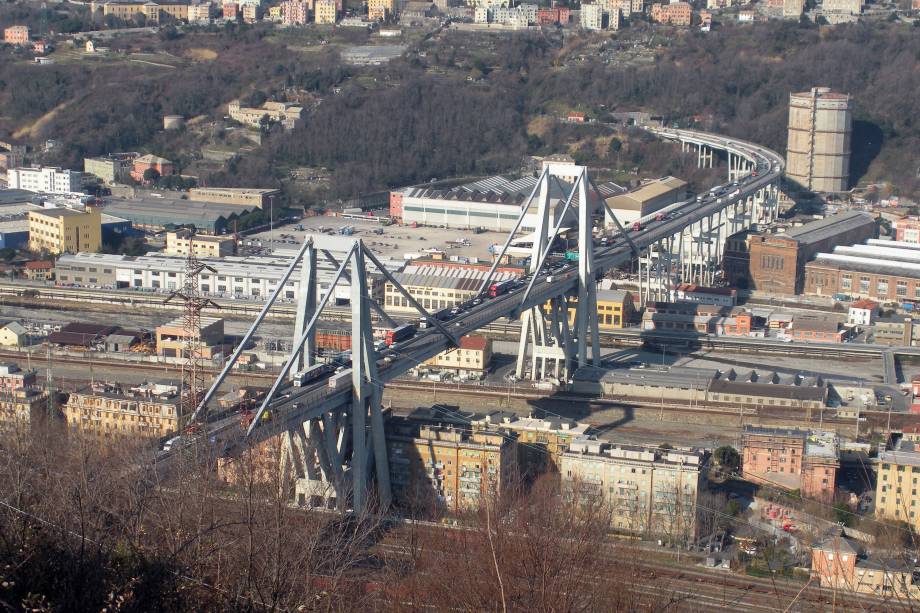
[{"x1": 0, "y1": 282, "x2": 904, "y2": 358}]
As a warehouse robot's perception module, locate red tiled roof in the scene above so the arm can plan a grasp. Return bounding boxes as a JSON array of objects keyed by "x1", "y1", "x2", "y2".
[
  {"x1": 460, "y1": 335, "x2": 487, "y2": 351},
  {"x1": 24, "y1": 260, "x2": 52, "y2": 270},
  {"x1": 850, "y1": 299, "x2": 879, "y2": 310}
]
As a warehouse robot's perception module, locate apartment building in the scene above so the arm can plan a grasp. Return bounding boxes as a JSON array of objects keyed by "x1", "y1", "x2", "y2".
[
  {"x1": 848, "y1": 299, "x2": 879, "y2": 326},
  {"x1": 424, "y1": 335, "x2": 492, "y2": 374},
  {"x1": 314, "y1": 0, "x2": 337, "y2": 23},
  {"x1": 580, "y1": 2, "x2": 604, "y2": 28},
  {"x1": 0, "y1": 363, "x2": 48, "y2": 430},
  {"x1": 895, "y1": 217, "x2": 920, "y2": 244},
  {"x1": 474, "y1": 411, "x2": 590, "y2": 475},
  {"x1": 241, "y1": 2, "x2": 258, "y2": 21},
  {"x1": 4, "y1": 25, "x2": 29, "y2": 45},
  {"x1": 84, "y1": 154, "x2": 136, "y2": 185},
  {"x1": 875, "y1": 433, "x2": 920, "y2": 531},
  {"x1": 650, "y1": 1, "x2": 691, "y2": 25},
  {"x1": 9, "y1": 166, "x2": 81, "y2": 193},
  {"x1": 28, "y1": 207, "x2": 102, "y2": 254},
  {"x1": 812, "y1": 532, "x2": 920, "y2": 599},
  {"x1": 741, "y1": 426, "x2": 839, "y2": 501},
  {"x1": 165, "y1": 229, "x2": 236, "y2": 258},
  {"x1": 63, "y1": 381, "x2": 185, "y2": 440},
  {"x1": 94, "y1": 0, "x2": 190, "y2": 23},
  {"x1": 386, "y1": 416, "x2": 517, "y2": 513},
  {"x1": 281, "y1": 0, "x2": 310, "y2": 23},
  {"x1": 368, "y1": 0, "x2": 396, "y2": 19},
  {"x1": 188, "y1": 3, "x2": 211, "y2": 21},
  {"x1": 561, "y1": 438, "x2": 708, "y2": 538},
  {"x1": 155, "y1": 316, "x2": 226, "y2": 359},
  {"x1": 228, "y1": 100, "x2": 304, "y2": 130},
  {"x1": 783, "y1": 0, "x2": 804, "y2": 17}
]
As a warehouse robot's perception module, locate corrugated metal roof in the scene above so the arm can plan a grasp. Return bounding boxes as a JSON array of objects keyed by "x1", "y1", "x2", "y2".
[
  {"x1": 401, "y1": 265, "x2": 517, "y2": 282},
  {"x1": 390, "y1": 272, "x2": 486, "y2": 292}
]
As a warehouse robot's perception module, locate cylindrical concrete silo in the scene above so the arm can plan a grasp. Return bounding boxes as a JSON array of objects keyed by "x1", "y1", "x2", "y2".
[{"x1": 786, "y1": 87, "x2": 851, "y2": 193}]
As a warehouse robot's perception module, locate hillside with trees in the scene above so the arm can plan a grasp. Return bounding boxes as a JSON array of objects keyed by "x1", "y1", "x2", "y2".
[{"x1": 1, "y1": 19, "x2": 917, "y2": 205}]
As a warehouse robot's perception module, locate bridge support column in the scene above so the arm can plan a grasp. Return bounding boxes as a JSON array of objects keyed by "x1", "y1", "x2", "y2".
[
  {"x1": 292, "y1": 242, "x2": 317, "y2": 378},
  {"x1": 515, "y1": 166, "x2": 599, "y2": 381}
]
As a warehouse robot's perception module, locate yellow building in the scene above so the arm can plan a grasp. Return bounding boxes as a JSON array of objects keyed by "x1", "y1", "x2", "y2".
[
  {"x1": 546, "y1": 288, "x2": 635, "y2": 330},
  {"x1": 227, "y1": 101, "x2": 303, "y2": 130},
  {"x1": 368, "y1": 0, "x2": 395, "y2": 19},
  {"x1": 811, "y1": 533, "x2": 920, "y2": 600},
  {"x1": 28, "y1": 207, "x2": 101, "y2": 255},
  {"x1": 387, "y1": 417, "x2": 517, "y2": 513},
  {"x1": 384, "y1": 273, "x2": 485, "y2": 314},
  {"x1": 424, "y1": 335, "x2": 492, "y2": 374},
  {"x1": 165, "y1": 229, "x2": 236, "y2": 258},
  {"x1": 63, "y1": 382, "x2": 184, "y2": 440},
  {"x1": 156, "y1": 316, "x2": 226, "y2": 359},
  {"x1": 0, "y1": 363, "x2": 48, "y2": 431},
  {"x1": 474, "y1": 411, "x2": 591, "y2": 475},
  {"x1": 0, "y1": 322, "x2": 27, "y2": 348},
  {"x1": 561, "y1": 439, "x2": 707, "y2": 538},
  {"x1": 95, "y1": 0, "x2": 190, "y2": 22},
  {"x1": 875, "y1": 436, "x2": 920, "y2": 531},
  {"x1": 314, "y1": 0, "x2": 336, "y2": 23}
]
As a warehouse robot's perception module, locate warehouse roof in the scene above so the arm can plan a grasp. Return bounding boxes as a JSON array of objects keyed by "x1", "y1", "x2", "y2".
[
  {"x1": 606, "y1": 176, "x2": 686, "y2": 209},
  {"x1": 782, "y1": 210, "x2": 875, "y2": 244},
  {"x1": 574, "y1": 364, "x2": 717, "y2": 390},
  {"x1": 48, "y1": 323, "x2": 118, "y2": 346},
  {"x1": 808, "y1": 253, "x2": 920, "y2": 280},
  {"x1": 0, "y1": 189, "x2": 38, "y2": 207},
  {"x1": 710, "y1": 378, "x2": 826, "y2": 402},
  {"x1": 389, "y1": 272, "x2": 487, "y2": 292}
]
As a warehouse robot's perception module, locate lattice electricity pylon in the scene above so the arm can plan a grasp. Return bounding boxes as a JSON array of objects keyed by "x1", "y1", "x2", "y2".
[
  {"x1": 192, "y1": 236, "x2": 459, "y2": 512},
  {"x1": 164, "y1": 252, "x2": 219, "y2": 422}
]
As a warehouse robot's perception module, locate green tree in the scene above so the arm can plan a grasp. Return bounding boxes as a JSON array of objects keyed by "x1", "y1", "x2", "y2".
[
  {"x1": 724, "y1": 499, "x2": 741, "y2": 517},
  {"x1": 142, "y1": 168, "x2": 161, "y2": 183},
  {"x1": 714, "y1": 446, "x2": 740, "y2": 472},
  {"x1": 608, "y1": 137, "x2": 622, "y2": 157},
  {"x1": 833, "y1": 501, "x2": 854, "y2": 527}
]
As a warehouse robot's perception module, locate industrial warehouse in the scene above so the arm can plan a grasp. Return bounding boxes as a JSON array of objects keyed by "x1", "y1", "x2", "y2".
[
  {"x1": 390, "y1": 173, "x2": 626, "y2": 232},
  {"x1": 100, "y1": 196, "x2": 264, "y2": 234},
  {"x1": 53, "y1": 251, "x2": 404, "y2": 302},
  {"x1": 805, "y1": 239, "x2": 920, "y2": 302}
]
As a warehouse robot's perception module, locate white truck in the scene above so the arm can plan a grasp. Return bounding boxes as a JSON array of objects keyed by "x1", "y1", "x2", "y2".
[{"x1": 328, "y1": 369, "x2": 353, "y2": 391}]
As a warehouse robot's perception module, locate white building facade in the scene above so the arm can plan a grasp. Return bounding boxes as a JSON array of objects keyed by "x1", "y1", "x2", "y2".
[{"x1": 9, "y1": 167, "x2": 82, "y2": 194}]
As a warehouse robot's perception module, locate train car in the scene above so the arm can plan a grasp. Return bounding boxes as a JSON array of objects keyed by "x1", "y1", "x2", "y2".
[
  {"x1": 293, "y1": 362, "x2": 335, "y2": 387},
  {"x1": 488, "y1": 279, "x2": 515, "y2": 298},
  {"x1": 385, "y1": 323, "x2": 416, "y2": 346}
]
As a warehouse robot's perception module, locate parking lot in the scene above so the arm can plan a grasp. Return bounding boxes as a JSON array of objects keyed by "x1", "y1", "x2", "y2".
[{"x1": 246, "y1": 214, "x2": 506, "y2": 262}]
